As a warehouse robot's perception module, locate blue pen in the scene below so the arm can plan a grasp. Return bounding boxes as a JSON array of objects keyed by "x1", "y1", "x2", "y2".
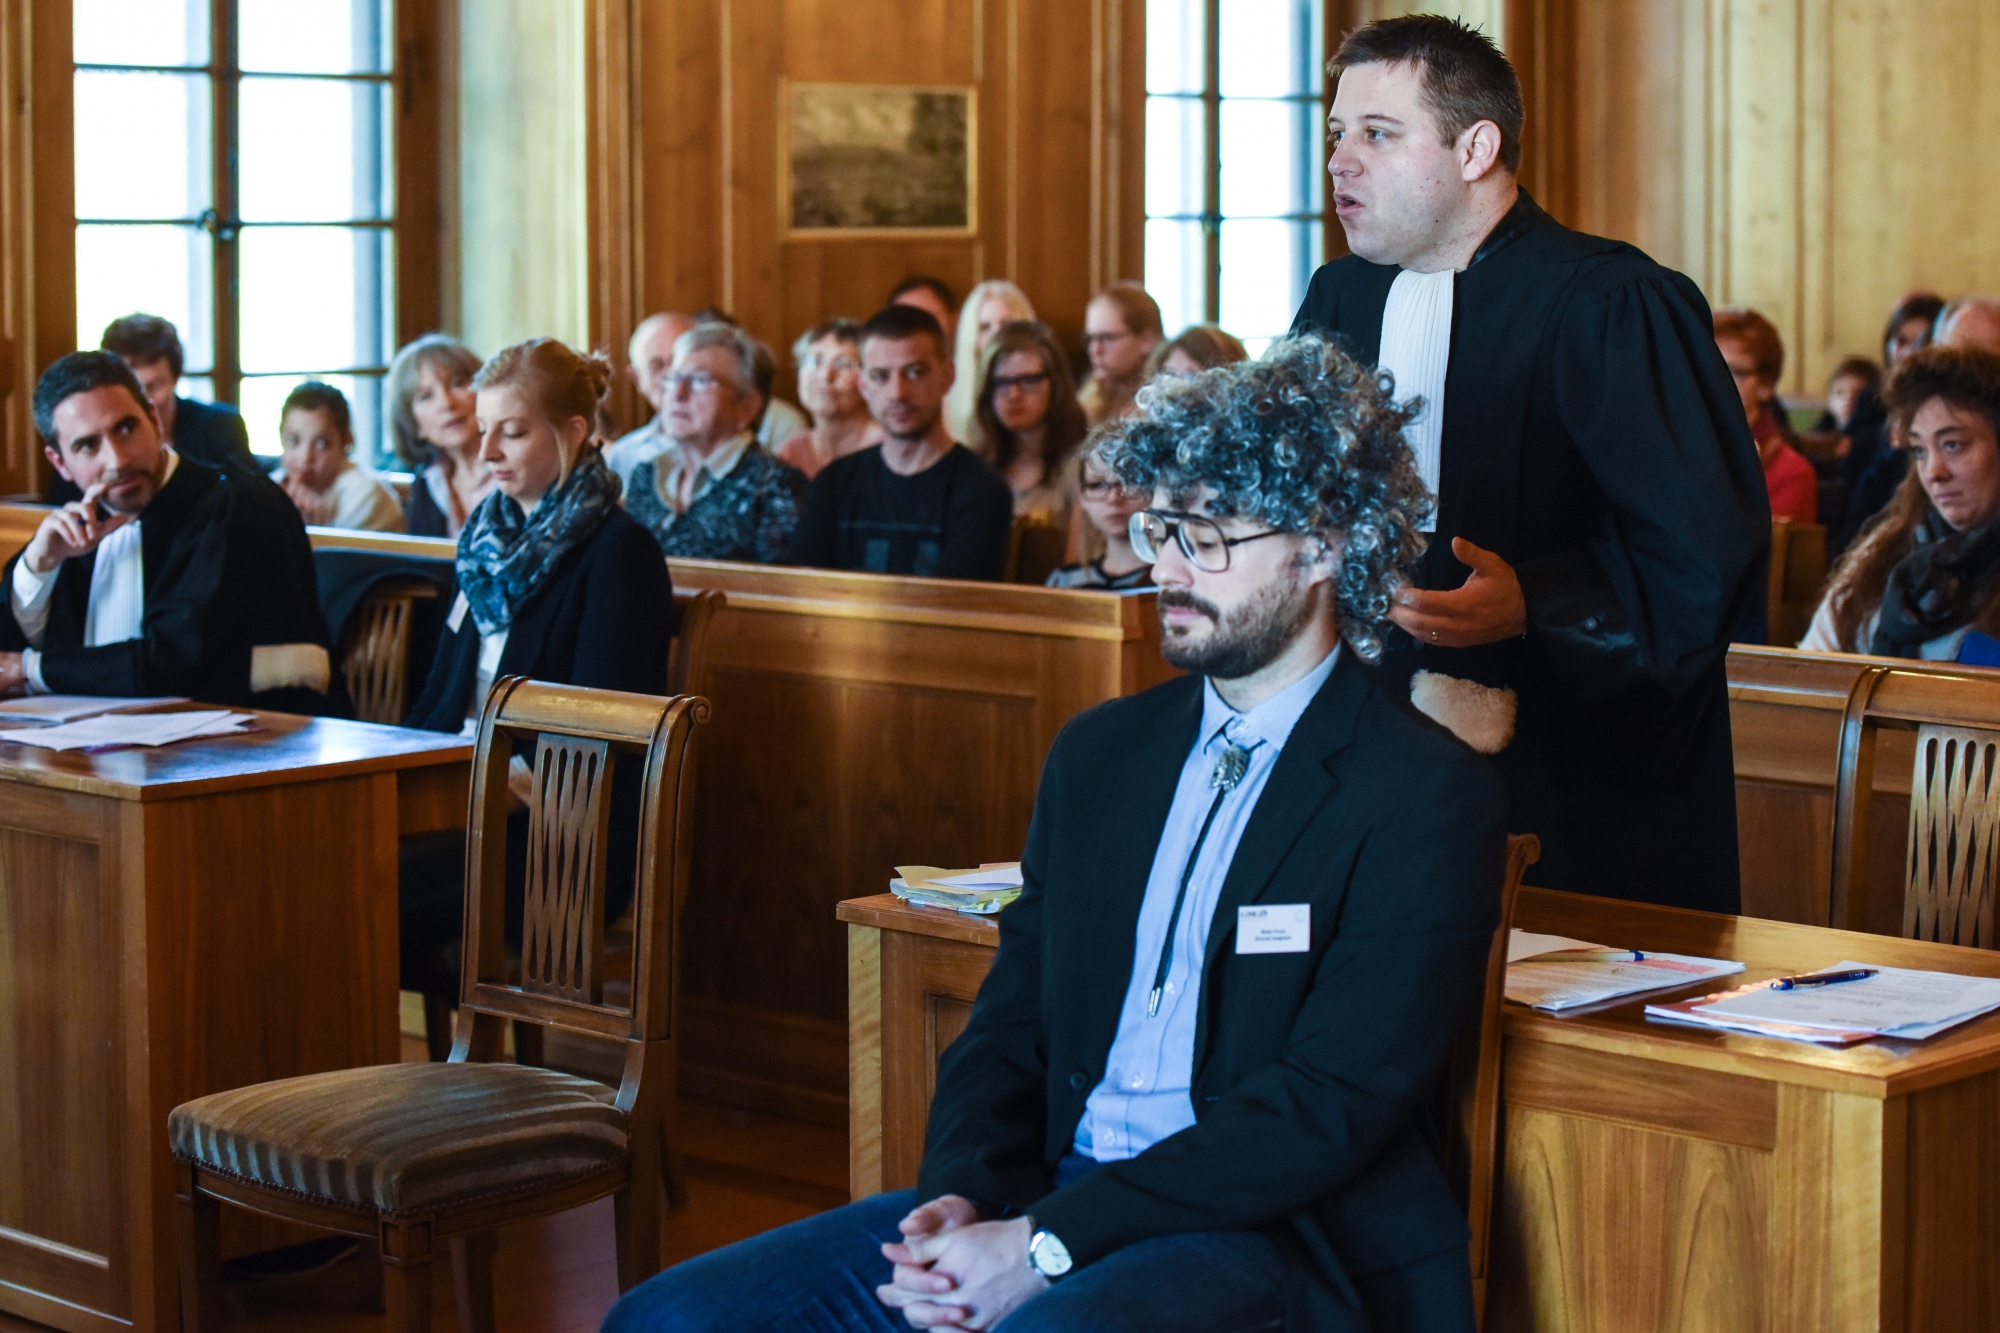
[{"x1": 1770, "y1": 967, "x2": 1878, "y2": 991}]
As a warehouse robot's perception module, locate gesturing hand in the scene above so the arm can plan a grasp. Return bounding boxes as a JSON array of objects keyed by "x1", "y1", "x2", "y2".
[
  {"x1": 1387, "y1": 537, "x2": 1527, "y2": 649},
  {"x1": 23, "y1": 483, "x2": 134, "y2": 576},
  {"x1": 877, "y1": 1217, "x2": 1047, "y2": 1330}
]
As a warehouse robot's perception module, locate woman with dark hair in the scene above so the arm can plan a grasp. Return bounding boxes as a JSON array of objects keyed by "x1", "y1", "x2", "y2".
[
  {"x1": 399, "y1": 337, "x2": 672, "y2": 1003},
  {"x1": 970, "y1": 320, "x2": 1088, "y2": 528},
  {"x1": 272, "y1": 381, "x2": 403, "y2": 532},
  {"x1": 1801, "y1": 345, "x2": 2000, "y2": 658},
  {"x1": 387, "y1": 333, "x2": 494, "y2": 537},
  {"x1": 1885, "y1": 292, "x2": 1947, "y2": 369}
]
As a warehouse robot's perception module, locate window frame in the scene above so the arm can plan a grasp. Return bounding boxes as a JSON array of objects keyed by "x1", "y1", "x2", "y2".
[
  {"x1": 66, "y1": 0, "x2": 446, "y2": 462},
  {"x1": 1144, "y1": 0, "x2": 1336, "y2": 332}
]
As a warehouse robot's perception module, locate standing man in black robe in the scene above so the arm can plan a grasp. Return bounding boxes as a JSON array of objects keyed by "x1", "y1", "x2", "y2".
[{"x1": 1291, "y1": 16, "x2": 1767, "y2": 913}]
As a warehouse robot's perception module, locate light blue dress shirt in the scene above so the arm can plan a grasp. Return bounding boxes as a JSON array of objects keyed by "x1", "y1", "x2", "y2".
[{"x1": 1074, "y1": 646, "x2": 1341, "y2": 1162}]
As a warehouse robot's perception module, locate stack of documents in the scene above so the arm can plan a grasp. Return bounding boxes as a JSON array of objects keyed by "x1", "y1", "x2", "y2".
[
  {"x1": 0, "y1": 695, "x2": 187, "y2": 723},
  {"x1": 0, "y1": 710, "x2": 255, "y2": 752},
  {"x1": 1505, "y1": 929, "x2": 1745, "y2": 1011},
  {"x1": 891, "y1": 863, "x2": 1024, "y2": 915},
  {"x1": 1647, "y1": 962, "x2": 2000, "y2": 1045}
]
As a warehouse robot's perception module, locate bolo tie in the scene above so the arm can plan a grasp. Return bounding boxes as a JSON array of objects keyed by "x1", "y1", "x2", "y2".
[{"x1": 1147, "y1": 734, "x2": 1261, "y2": 1018}]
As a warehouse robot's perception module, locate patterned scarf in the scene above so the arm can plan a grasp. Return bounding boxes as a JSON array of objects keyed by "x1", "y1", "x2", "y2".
[
  {"x1": 456, "y1": 446, "x2": 622, "y2": 635},
  {"x1": 1869, "y1": 509, "x2": 2000, "y2": 657}
]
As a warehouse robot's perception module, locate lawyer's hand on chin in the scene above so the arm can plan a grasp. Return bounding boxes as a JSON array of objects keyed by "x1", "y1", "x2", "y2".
[
  {"x1": 0, "y1": 652, "x2": 25, "y2": 696},
  {"x1": 24, "y1": 482, "x2": 133, "y2": 575},
  {"x1": 877, "y1": 1214, "x2": 1046, "y2": 1330}
]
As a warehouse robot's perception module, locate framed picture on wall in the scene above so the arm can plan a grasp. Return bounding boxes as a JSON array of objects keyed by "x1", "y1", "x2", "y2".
[{"x1": 781, "y1": 82, "x2": 977, "y2": 236}]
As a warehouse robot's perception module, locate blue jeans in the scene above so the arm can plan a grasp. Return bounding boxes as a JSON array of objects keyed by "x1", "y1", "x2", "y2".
[{"x1": 604, "y1": 1160, "x2": 1287, "y2": 1333}]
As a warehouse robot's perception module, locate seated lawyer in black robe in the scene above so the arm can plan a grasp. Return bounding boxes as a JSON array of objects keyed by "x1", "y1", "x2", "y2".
[
  {"x1": 1292, "y1": 21, "x2": 1766, "y2": 913},
  {"x1": 0, "y1": 352, "x2": 329, "y2": 710},
  {"x1": 603, "y1": 341, "x2": 1507, "y2": 1333},
  {"x1": 399, "y1": 341, "x2": 672, "y2": 994}
]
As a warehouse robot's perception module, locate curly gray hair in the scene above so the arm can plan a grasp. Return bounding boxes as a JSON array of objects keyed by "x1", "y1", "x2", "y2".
[{"x1": 1093, "y1": 334, "x2": 1432, "y2": 662}]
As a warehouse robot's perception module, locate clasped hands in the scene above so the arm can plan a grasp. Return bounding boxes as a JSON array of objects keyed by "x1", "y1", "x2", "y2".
[
  {"x1": 1387, "y1": 537, "x2": 1527, "y2": 649},
  {"x1": 0, "y1": 482, "x2": 131, "y2": 696},
  {"x1": 875, "y1": 1195, "x2": 1047, "y2": 1330}
]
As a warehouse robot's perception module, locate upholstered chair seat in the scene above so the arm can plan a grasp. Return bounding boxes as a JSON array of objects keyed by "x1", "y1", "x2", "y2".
[{"x1": 170, "y1": 1063, "x2": 625, "y2": 1216}]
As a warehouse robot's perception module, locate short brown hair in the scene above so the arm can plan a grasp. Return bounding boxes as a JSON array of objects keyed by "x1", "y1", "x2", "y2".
[
  {"x1": 1145, "y1": 324, "x2": 1249, "y2": 378},
  {"x1": 100, "y1": 313, "x2": 185, "y2": 378},
  {"x1": 1332, "y1": 15, "x2": 1524, "y2": 175},
  {"x1": 1090, "y1": 281, "x2": 1163, "y2": 341},
  {"x1": 1713, "y1": 308, "x2": 1785, "y2": 384},
  {"x1": 1883, "y1": 344, "x2": 2000, "y2": 440}
]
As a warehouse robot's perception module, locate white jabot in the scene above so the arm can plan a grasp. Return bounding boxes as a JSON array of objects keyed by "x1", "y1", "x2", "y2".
[{"x1": 1378, "y1": 268, "x2": 1456, "y2": 532}]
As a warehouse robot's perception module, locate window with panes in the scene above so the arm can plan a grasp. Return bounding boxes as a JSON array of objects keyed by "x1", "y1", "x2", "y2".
[
  {"x1": 73, "y1": 0, "x2": 395, "y2": 462},
  {"x1": 1144, "y1": 0, "x2": 1328, "y2": 354}
]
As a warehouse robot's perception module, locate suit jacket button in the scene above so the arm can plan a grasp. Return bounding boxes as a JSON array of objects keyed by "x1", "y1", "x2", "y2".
[
  {"x1": 1068, "y1": 1072, "x2": 1088, "y2": 1090},
  {"x1": 1582, "y1": 615, "x2": 1601, "y2": 632}
]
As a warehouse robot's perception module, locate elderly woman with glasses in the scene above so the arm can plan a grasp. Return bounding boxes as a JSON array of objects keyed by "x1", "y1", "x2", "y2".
[
  {"x1": 625, "y1": 323, "x2": 808, "y2": 562},
  {"x1": 776, "y1": 318, "x2": 879, "y2": 479}
]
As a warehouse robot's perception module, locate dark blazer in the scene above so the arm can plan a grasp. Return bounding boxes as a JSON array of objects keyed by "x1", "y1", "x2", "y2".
[
  {"x1": 1291, "y1": 191, "x2": 1764, "y2": 914},
  {"x1": 918, "y1": 652, "x2": 1509, "y2": 1330},
  {"x1": 405, "y1": 469, "x2": 451, "y2": 538},
  {"x1": 404, "y1": 507, "x2": 672, "y2": 732},
  {"x1": 0, "y1": 456, "x2": 329, "y2": 710}
]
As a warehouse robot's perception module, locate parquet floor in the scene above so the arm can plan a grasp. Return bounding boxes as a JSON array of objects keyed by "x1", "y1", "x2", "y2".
[{"x1": 0, "y1": 1035, "x2": 847, "y2": 1333}]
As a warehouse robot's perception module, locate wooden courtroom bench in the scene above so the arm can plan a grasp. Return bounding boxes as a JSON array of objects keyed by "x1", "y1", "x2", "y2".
[
  {"x1": 840, "y1": 887, "x2": 2000, "y2": 1331},
  {"x1": 0, "y1": 508, "x2": 1174, "y2": 1126}
]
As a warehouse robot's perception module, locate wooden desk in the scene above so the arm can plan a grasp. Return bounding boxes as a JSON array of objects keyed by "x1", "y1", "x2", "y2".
[
  {"x1": 0, "y1": 712, "x2": 470, "y2": 1333},
  {"x1": 841, "y1": 888, "x2": 2000, "y2": 1331}
]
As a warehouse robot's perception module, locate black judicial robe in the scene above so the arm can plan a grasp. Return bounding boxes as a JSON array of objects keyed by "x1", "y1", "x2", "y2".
[
  {"x1": 0, "y1": 456, "x2": 330, "y2": 710},
  {"x1": 1291, "y1": 192, "x2": 1768, "y2": 913}
]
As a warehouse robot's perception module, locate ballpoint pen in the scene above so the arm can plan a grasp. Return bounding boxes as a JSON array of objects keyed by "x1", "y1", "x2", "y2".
[
  {"x1": 1770, "y1": 967, "x2": 1878, "y2": 991},
  {"x1": 1524, "y1": 949, "x2": 1645, "y2": 963}
]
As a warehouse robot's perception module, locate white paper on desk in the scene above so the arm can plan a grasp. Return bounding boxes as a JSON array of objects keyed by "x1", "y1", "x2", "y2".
[
  {"x1": 1694, "y1": 961, "x2": 2000, "y2": 1036},
  {"x1": 0, "y1": 694, "x2": 188, "y2": 723},
  {"x1": 0, "y1": 710, "x2": 253, "y2": 751},
  {"x1": 1507, "y1": 929, "x2": 1609, "y2": 963},
  {"x1": 1507, "y1": 953, "x2": 1745, "y2": 1011}
]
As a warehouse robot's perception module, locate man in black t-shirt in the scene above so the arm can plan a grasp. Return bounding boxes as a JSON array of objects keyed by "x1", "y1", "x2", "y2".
[{"x1": 784, "y1": 305, "x2": 1013, "y2": 580}]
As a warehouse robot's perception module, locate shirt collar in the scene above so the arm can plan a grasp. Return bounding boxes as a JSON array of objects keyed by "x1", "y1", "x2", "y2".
[
  {"x1": 1199, "y1": 644, "x2": 1341, "y2": 755},
  {"x1": 662, "y1": 431, "x2": 753, "y2": 485}
]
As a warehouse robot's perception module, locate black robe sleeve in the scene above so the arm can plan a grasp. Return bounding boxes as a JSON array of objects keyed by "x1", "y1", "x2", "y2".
[{"x1": 1523, "y1": 269, "x2": 1768, "y2": 729}]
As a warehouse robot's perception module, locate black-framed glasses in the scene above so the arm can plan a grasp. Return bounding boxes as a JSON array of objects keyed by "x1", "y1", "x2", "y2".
[{"x1": 1130, "y1": 510, "x2": 1286, "y2": 573}]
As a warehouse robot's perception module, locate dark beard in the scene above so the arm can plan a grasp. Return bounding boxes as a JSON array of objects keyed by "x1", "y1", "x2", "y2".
[{"x1": 1157, "y1": 570, "x2": 1317, "y2": 679}]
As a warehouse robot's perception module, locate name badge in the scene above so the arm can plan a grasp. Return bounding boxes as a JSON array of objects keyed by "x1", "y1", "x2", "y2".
[
  {"x1": 1237, "y1": 904, "x2": 1311, "y2": 954},
  {"x1": 447, "y1": 592, "x2": 469, "y2": 633}
]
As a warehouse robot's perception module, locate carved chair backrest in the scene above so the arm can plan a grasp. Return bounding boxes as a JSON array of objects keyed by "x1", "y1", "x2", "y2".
[
  {"x1": 668, "y1": 589, "x2": 726, "y2": 697},
  {"x1": 1831, "y1": 666, "x2": 2000, "y2": 943},
  {"x1": 1462, "y1": 833, "x2": 1539, "y2": 1328},
  {"x1": 452, "y1": 678, "x2": 708, "y2": 1103},
  {"x1": 341, "y1": 578, "x2": 438, "y2": 724}
]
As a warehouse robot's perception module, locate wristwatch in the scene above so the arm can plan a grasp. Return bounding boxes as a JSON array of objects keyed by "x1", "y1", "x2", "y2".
[{"x1": 1026, "y1": 1220, "x2": 1072, "y2": 1279}]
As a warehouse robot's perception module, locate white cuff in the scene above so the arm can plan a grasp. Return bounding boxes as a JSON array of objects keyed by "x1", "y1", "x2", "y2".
[
  {"x1": 22, "y1": 648, "x2": 46, "y2": 695},
  {"x1": 10, "y1": 558, "x2": 55, "y2": 648}
]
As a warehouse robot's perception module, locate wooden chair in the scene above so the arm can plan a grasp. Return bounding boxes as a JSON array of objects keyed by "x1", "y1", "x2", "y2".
[
  {"x1": 1462, "y1": 833, "x2": 1540, "y2": 1328},
  {"x1": 1764, "y1": 516, "x2": 1828, "y2": 647},
  {"x1": 171, "y1": 679, "x2": 708, "y2": 1333},
  {"x1": 1830, "y1": 665, "x2": 2000, "y2": 943},
  {"x1": 340, "y1": 576, "x2": 440, "y2": 724},
  {"x1": 1006, "y1": 515, "x2": 1068, "y2": 586}
]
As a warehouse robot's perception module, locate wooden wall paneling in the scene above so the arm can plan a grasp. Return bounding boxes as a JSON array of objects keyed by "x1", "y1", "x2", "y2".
[
  {"x1": 583, "y1": 0, "x2": 640, "y2": 433},
  {"x1": 0, "y1": 0, "x2": 73, "y2": 497},
  {"x1": 394, "y1": 0, "x2": 449, "y2": 345}
]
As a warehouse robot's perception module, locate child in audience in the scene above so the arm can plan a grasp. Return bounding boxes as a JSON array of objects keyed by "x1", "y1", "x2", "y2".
[
  {"x1": 1819, "y1": 357, "x2": 1881, "y2": 435},
  {"x1": 1045, "y1": 452, "x2": 1152, "y2": 590},
  {"x1": 273, "y1": 382, "x2": 403, "y2": 532}
]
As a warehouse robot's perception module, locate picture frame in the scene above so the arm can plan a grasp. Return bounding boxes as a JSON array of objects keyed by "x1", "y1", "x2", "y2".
[{"x1": 780, "y1": 81, "x2": 978, "y2": 238}]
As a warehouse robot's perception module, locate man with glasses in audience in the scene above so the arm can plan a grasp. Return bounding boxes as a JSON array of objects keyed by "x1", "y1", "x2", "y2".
[
  {"x1": 605, "y1": 337, "x2": 1507, "y2": 1333},
  {"x1": 604, "y1": 311, "x2": 696, "y2": 486},
  {"x1": 623, "y1": 323, "x2": 806, "y2": 563},
  {"x1": 783, "y1": 304, "x2": 1012, "y2": 580}
]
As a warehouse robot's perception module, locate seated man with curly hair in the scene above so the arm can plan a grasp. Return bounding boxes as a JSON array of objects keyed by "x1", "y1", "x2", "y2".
[{"x1": 603, "y1": 338, "x2": 1510, "y2": 1333}]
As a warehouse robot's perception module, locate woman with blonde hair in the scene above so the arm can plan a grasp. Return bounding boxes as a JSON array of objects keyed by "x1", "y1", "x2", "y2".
[
  {"x1": 1801, "y1": 345, "x2": 2000, "y2": 658},
  {"x1": 387, "y1": 333, "x2": 494, "y2": 537},
  {"x1": 399, "y1": 337, "x2": 672, "y2": 1002},
  {"x1": 943, "y1": 279, "x2": 1037, "y2": 441}
]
